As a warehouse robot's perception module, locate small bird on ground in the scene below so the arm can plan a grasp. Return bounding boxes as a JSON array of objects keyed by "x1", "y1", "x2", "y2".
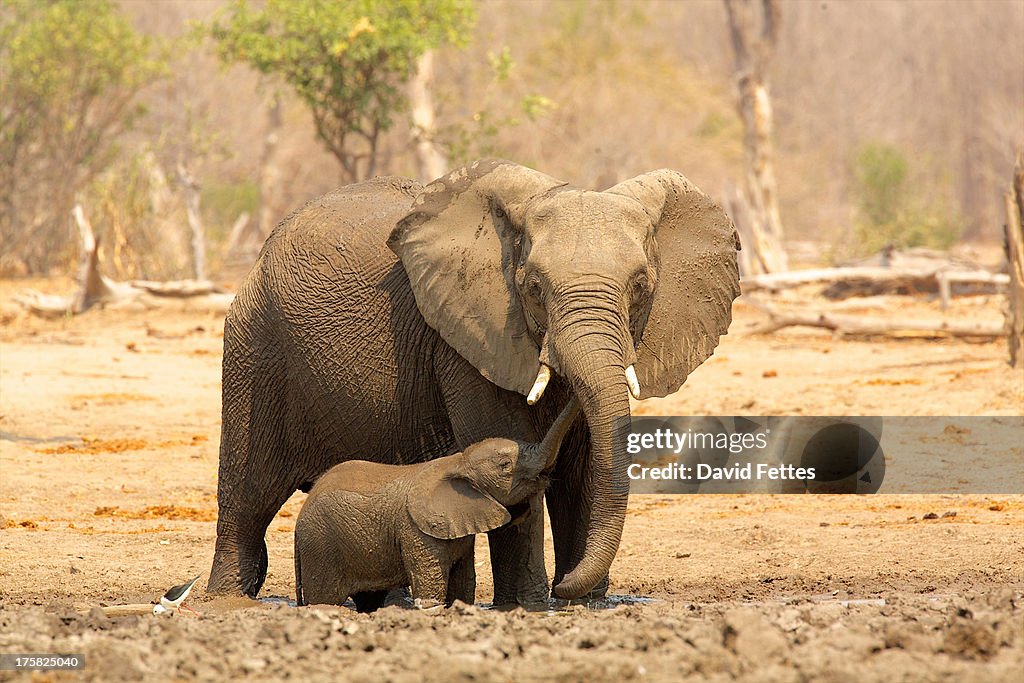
[{"x1": 153, "y1": 575, "x2": 201, "y2": 616}]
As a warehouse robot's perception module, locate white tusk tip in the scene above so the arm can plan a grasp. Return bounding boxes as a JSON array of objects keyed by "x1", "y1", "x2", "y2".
[
  {"x1": 625, "y1": 365, "x2": 641, "y2": 399},
  {"x1": 527, "y1": 364, "x2": 551, "y2": 405}
]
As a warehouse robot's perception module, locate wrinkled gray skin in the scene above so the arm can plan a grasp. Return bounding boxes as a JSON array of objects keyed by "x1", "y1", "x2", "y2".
[
  {"x1": 208, "y1": 159, "x2": 740, "y2": 603},
  {"x1": 295, "y1": 399, "x2": 580, "y2": 610}
]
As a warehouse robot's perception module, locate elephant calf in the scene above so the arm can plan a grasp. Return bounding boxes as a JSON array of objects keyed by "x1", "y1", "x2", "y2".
[{"x1": 294, "y1": 399, "x2": 579, "y2": 611}]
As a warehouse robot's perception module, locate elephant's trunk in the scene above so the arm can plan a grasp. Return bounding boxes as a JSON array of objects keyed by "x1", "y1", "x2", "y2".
[
  {"x1": 521, "y1": 397, "x2": 581, "y2": 475},
  {"x1": 547, "y1": 286, "x2": 633, "y2": 600}
]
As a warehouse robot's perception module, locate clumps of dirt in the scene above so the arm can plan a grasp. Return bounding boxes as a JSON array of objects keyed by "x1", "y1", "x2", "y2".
[
  {"x1": 69, "y1": 523, "x2": 174, "y2": 535},
  {"x1": 0, "y1": 593, "x2": 1020, "y2": 682},
  {"x1": 93, "y1": 505, "x2": 216, "y2": 522},
  {"x1": 918, "y1": 422, "x2": 978, "y2": 446},
  {"x1": 4, "y1": 519, "x2": 39, "y2": 529},
  {"x1": 943, "y1": 620, "x2": 1001, "y2": 660},
  {"x1": 958, "y1": 499, "x2": 1015, "y2": 512},
  {"x1": 861, "y1": 377, "x2": 924, "y2": 385},
  {"x1": 38, "y1": 438, "x2": 151, "y2": 455},
  {"x1": 36, "y1": 435, "x2": 209, "y2": 455}
]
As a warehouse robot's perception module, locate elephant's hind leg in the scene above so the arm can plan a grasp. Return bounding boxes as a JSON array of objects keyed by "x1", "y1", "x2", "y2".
[
  {"x1": 446, "y1": 550, "x2": 476, "y2": 606},
  {"x1": 209, "y1": 311, "x2": 303, "y2": 597},
  {"x1": 209, "y1": 479, "x2": 294, "y2": 597}
]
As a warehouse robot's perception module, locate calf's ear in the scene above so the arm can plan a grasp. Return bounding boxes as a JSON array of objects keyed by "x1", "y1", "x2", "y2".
[{"x1": 410, "y1": 474, "x2": 511, "y2": 540}]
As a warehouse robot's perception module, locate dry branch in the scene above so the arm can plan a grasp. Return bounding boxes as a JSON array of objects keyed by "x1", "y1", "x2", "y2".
[
  {"x1": 745, "y1": 298, "x2": 1005, "y2": 338},
  {"x1": 130, "y1": 279, "x2": 225, "y2": 297},
  {"x1": 741, "y1": 266, "x2": 1008, "y2": 299},
  {"x1": 70, "y1": 204, "x2": 136, "y2": 310},
  {"x1": 176, "y1": 162, "x2": 207, "y2": 281},
  {"x1": 75, "y1": 603, "x2": 156, "y2": 617},
  {"x1": 222, "y1": 211, "x2": 252, "y2": 259}
]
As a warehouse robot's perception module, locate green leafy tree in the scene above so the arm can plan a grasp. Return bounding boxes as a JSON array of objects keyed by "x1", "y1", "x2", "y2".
[
  {"x1": 206, "y1": 0, "x2": 475, "y2": 183},
  {"x1": 440, "y1": 46, "x2": 555, "y2": 166},
  {"x1": 853, "y1": 143, "x2": 962, "y2": 254},
  {"x1": 0, "y1": 0, "x2": 165, "y2": 275}
]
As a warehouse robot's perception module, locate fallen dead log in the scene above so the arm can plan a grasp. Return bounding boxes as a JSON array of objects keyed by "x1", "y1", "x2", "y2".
[
  {"x1": 741, "y1": 266, "x2": 1009, "y2": 301},
  {"x1": 14, "y1": 204, "x2": 138, "y2": 316},
  {"x1": 74, "y1": 603, "x2": 156, "y2": 617},
  {"x1": 745, "y1": 298, "x2": 1005, "y2": 339},
  {"x1": 14, "y1": 203, "x2": 234, "y2": 317},
  {"x1": 741, "y1": 266, "x2": 1009, "y2": 292},
  {"x1": 130, "y1": 279, "x2": 226, "y2": 297}
]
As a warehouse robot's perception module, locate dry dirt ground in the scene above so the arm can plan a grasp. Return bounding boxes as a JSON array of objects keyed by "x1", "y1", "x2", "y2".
[{"x1": 0, "y1": 279, "x2": 1022, "y2": 682}]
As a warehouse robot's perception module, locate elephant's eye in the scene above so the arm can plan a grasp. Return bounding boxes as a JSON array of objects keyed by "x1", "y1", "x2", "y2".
[
  {"x1": 494, "y1": 206, "x2": 506, "y2": 220},
  {"x1": 525, "y1": 277, "x2": 543, "y2": 300},
  {"x1": 631, "y1": 272, "x2": 650, "y2": 295}
]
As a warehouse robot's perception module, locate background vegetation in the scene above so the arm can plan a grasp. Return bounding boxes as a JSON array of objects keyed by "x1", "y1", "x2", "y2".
[{"x1": 1, "y1": 0, "x2": 1021, "y2": 278}]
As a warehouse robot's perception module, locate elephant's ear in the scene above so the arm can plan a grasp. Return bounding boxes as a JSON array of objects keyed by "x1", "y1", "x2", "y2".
[
  {"x1": 409, "y1": 473, "x2": 511, "y2": 540},
  {"x1": 388, "y1": 159, "x2": 566, "y2": 396},
  {"x1": 607, "y1": 170, "x2": 741, "y2": 399}
]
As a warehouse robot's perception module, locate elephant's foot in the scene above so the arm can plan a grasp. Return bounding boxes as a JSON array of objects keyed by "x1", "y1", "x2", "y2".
[
  {"x1": 207, "y1": 535, "x2": 268, "y2": 598},
  {"x1": 207, "y1": 544, "x2": 243, "y2": 595},
  {"x1": 503, "y1": 580, "x2": 551, "y2": 607},
  {"x1": 488, "y1": 496, "x2": 549, "y2": 607},
  {"x1": 490, "y1": 562, "x2": 549, "y2": 606}
]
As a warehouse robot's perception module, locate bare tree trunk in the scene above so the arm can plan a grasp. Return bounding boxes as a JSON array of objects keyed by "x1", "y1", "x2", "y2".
[
  {"x1": 1005, "y1": 150, "x2": 1024, "y2": 368},
  {"x1": 142, "y1": 150, "x2": 187, "y2": 277},
  {"x1": 257, "y1": 94, "x2": 283, "y2": 239},
  {"x1": 409, "y1": 50, "x2": 448, "y2": 183},
  {"x1": 724, "y1": 0, "x2": 787, "y2": 273},
  {"x1": 222, "y1": 211, "x2": 252, "y2": 258},
  {"x1": 175, "y1": 162, "x2": 207, "y2": 282},
  {"x1": 70, "y1": 203, "x2": 119, "y2": 312},
  {"x1": 725, "y1": 183, "x2": 780, "y2": 278}
]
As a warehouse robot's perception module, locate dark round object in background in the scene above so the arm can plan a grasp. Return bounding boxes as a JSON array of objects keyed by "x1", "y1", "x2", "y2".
[{"x1": 801, "y1": 422, "x2": 885, "y2": 494}]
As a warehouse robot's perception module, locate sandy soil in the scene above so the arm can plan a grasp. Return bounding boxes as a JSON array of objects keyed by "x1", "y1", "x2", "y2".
[{"x1": 0, "y1": 280, "x2": 1021, "y2": 681}]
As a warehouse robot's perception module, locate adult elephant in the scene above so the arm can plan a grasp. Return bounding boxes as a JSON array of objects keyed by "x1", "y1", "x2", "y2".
[{"x1": 207, "y1": 159, "x2": 740, "y2": 603}]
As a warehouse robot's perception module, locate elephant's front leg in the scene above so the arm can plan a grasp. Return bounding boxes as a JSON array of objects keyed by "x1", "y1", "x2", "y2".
[
  {"x1": 407, "y1": 556, "x2": 449, "y2": 606},
  {"x1": 488, "y1": 492, "x2": 549, "y2": 605},
  {"x1": 436, "y1": 354, "x2": 550, "y2": 606}
]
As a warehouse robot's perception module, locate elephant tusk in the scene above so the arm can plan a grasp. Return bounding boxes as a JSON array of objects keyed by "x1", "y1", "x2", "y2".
[
  {"x1": 625, "y1": 365, "x2": 641, "y2": 399},
  {"x1": 526, "y1": 364, "x2": 551, "y2": 405}
]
